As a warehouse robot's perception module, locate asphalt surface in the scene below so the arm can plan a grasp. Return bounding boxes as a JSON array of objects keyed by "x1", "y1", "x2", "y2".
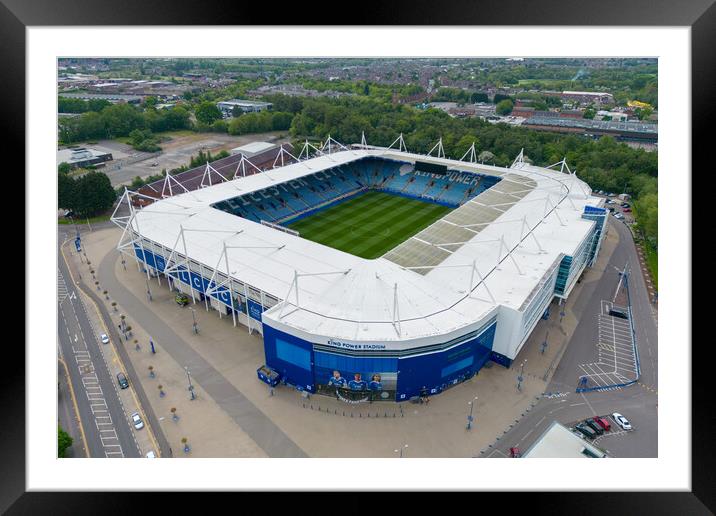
[
  {"x1": 485, "y1": 218, "x2": 658, "y2": 458},
  {"x1": 57, "y1": 228, "x2": 141, "y2": 458}
]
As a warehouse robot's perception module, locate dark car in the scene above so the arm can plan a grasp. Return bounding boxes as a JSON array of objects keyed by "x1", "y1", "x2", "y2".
[
  {"x1": 509, "y1": 447, "x2": 522, "y2": 458},
  {"x1": 584, "y1": 419, "x2": 604, "y2": 435},
  {"x1": 575, "y1": 423, "x2": 597, "y2": 439},
  {"x1": 175, "y1": 293, "x2": 190, "y2": 306},
  {"x1": 117, "y1": 372, "x2": 129, "y2": 389},
  {"x1": 593, "y1": 416, "x2": 611, "y2": 431}
]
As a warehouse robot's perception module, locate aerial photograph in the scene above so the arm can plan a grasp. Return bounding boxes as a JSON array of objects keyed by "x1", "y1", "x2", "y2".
[{"x1": 56, "y1": 57, "x2": 658, "y2": 459}]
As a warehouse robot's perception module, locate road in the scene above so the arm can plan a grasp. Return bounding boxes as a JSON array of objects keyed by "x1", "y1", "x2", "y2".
[
  {"x1": 486, "y1": 218, "x2": 658, "y2": 458},
  {"x1": 57, "y1": 228, "x2": 141, "y2": 458}
]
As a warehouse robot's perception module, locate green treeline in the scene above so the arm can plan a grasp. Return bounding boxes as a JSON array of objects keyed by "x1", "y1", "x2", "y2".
[{"x1": 58, "y1": 101, "x2": 191, "y2": 144}]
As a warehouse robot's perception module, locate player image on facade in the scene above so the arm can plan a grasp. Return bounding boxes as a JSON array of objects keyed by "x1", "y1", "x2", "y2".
[
  {"x1": 369, "y1": 374, "x2": 383, "y2": 391},
  {"x1": 327, "y1": 370, "x2": 347, "y2": 388},
  {"x1": 348, "y1": 373, "x2": 367, "y2": 391}
]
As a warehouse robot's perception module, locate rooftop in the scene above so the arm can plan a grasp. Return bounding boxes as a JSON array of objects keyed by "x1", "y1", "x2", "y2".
[{"x1": 123, "y1": 147, "x2": 600, "y2": 345}]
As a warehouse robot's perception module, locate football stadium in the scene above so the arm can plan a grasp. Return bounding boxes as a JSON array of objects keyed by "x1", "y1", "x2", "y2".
[{"x1": 112, "y1": 136, "x2": 607, "y2": 403}]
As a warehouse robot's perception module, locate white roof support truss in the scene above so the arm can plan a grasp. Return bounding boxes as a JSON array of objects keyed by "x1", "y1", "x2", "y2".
[
  {"x1": 278, "y1": 269, "x2": 352, "y2": 320},
  {"x1": 200, "y1": 162, "x2": 227, "y2": 188},
  {"x1": 468, "y1": 260, "x2": 496, "y2": 304},
  {"x1": 510, "y1": 148, "x2": 525, "y2": 169},
  {"x1": 272, "y1": 144, "x2": 299, "y2": 169},
  {"x1": 427, "y1": 138, "x2": 446, "y2": 159},
  {"x1": 233, "y1": 154, "x2": 263, "y2": 179},
  {"x1": 321, "y1": 135, "x2": 348, "y2": 155},
  {"x1": 392, "y1": 283, "x2": 401, "y2": 337},
  {"x1": 386, "y1": 133, "x2": 407, "y2": 153},
  {"x1": 298, "y1": 140, "x2": 324, "y2": 160},
  {"x1": 460, "y1": 142, "x2": 478, "y2": 163},
  {"x1": 161, "y1": 172, "x2": 189, "y2": 198}
]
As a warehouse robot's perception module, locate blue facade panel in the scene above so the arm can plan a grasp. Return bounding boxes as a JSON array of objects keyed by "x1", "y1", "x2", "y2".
[
  {"x1": 261, "y1": 320, "x2": 497, "y2": 401},
  {"x1": 262, "y1": 325, "x2": 315, "y2": 392},
  {"x1": 248, "y1": 299, "x2": 264, "y2": 321},
  {"x1": 395, "y1": 321, "x2": 496, "y2": 400}
]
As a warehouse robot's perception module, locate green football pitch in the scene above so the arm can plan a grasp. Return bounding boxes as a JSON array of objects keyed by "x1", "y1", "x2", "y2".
[{"x1": 285, "y1": 190, "x2": 452, "y2": 259}]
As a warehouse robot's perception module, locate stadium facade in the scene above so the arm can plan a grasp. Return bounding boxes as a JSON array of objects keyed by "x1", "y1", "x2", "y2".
[{"x1": 112, "y1": 138, "x2": 607, "y2": 402}]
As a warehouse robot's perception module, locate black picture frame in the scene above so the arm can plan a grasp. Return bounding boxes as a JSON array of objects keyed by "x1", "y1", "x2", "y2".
[{"x1": 4, "y1": 0, "x2": 708, "y2": 512}]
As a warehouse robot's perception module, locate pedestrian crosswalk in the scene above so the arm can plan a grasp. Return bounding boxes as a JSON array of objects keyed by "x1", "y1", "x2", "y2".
[{"x1": 58, "y1": 269, "x2": 69, "y2": 304}]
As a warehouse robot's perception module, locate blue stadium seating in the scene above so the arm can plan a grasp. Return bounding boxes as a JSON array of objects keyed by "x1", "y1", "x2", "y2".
[{"x1": 211, "y1": 157, "x2": 500, "y2": 224}]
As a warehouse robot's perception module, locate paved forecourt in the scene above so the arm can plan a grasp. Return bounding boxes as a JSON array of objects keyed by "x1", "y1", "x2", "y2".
[{"x1": 286, "y1": 190, "x2": 451, "y2": 259}]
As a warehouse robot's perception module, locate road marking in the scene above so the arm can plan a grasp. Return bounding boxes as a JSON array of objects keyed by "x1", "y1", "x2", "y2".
[{"x1": 61, "y1": 238, "x2": 157, "y2": 457}]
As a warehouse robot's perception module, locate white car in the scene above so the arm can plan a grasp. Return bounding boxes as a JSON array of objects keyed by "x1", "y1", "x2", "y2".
[
  {"x1": 131, "y1": 412, "x2": 144, "y2": 430},
  {"x1": 613, "y1": 212, "x2": 624, "y2": 220},
  {"x1": 612, "y1": 412, "x2": 632, "y2": 430},
  {"x1": 100, "y1": 333, "x2": 110, "y2": 344},
  {"x1": 145, "y1": 451, "x2": 156, "y2": 458}
]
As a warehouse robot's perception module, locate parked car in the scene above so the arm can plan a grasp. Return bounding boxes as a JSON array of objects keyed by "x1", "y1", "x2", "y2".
[
  {"x1": 612, "y1": 413, "x2": 632, "y2": 430},
  {"x1": 584, "y1": 419, "x2": 605, "y2": 435},
  {"x1": 145, "y1": 451, "x2": 156, "y2": 458},
  {"x1": 613, "y1": 213, "x2": 624, "y2": 220},
  {"x1": 100, "y1": 333, "x2": 110, "y2": 344},
  {"x1": 117, "y1": 372, "x2": 129, "y2": 389},
  {"x1": 175, "y1": 293, "x2": 190, "y2": 306},
  {"x1": 621, "y1": 202, "x2": 630, "y2": 208},
  {"x1": 623, "y1": 207, "x2": 632, "y2": 213},
  {"x1": 509, "y1": 447, "x2": 522, "y2": 458},
  {"x1": 575, "y1": 423, "x2": 597, "y2": 439},
  {"x1": 593, "y1": 416, "x2": 611, "y2": 431},
  {"x1": 131, "y1": 412, "x2": 144, "y2": 430}
]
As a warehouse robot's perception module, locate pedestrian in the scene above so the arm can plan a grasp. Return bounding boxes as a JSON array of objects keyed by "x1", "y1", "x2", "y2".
[{"x1": 269, "y1": 386, "x2": 274, "y2": 396}]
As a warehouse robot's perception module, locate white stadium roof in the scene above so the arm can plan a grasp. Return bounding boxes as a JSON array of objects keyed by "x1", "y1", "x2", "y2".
[{"x1": 121, "y1": 147, "x2": 600, "y2": 346}]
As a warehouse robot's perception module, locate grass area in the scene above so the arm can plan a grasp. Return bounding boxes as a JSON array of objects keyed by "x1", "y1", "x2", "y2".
[
  {"x1": 286, "y1": 191, "x2": 451, "y2": 259},
  {"x1": 643, "y1": 240, "x2": 658, "y2": 290},
  {"x1": 58, "y1": 213, "x2": 111, "y2": 225}
]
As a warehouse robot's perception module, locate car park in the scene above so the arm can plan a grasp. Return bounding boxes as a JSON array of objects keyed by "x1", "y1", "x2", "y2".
[
  {"x1": 575, "y1": 423, "x2": 597, "y2": 439},
  {"x1": 612, "y1": 413, "x2": 632, "y2": 430},
  {"x1": 584, "y1": 419, "x2": 605, "y2": 435},
  {"x1": 117, "y1": 372, "x2": 129, "y2": 389},
  {"x1": 593, "y1": 416, "x2": 611, "y2": 431},
  {"x1": 100, "y1": 333, "x2": 110, "y2": 344},
  {"x1": 131, "y1": 412, "x2": 144, "y2": 430}
]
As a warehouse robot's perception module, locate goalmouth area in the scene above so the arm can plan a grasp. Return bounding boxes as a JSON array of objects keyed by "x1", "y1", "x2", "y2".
[{"x1": 284, "y1": 190, "x2": 452, "y2": 259}]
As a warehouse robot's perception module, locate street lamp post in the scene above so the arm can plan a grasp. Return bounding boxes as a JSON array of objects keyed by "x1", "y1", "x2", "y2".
[
  {"x1": 466, "y1": 396, "x2": 478, "y2": 430},
  {"x1": 189, "y1": 307, "x2": 198, "y2": 334},
  {"x1": 517, "y1": 360, "x2": 527, "y2": 392},
  {"x1": 146, "y1": 278, "x2": 153, "y2": 302},
  {"x1": 185, "y1": 366, "x2": 196, "y2": 400},
  {"x1": 394, "y1": 444, "x2": 408, "y2": 458},
  {"x1": 541, "y1": 331, "x2": 549, "y2": 354}
]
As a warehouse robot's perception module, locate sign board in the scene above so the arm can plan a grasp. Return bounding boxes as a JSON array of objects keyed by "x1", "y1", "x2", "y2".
[{"x1": 247, "y1": 299, "x2": 264, "y2": 321}]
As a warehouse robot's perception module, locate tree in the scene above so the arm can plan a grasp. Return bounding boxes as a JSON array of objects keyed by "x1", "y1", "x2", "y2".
[
  {"x1": 195, "y1": 102, "x2": 222, "y2": 125},
  {"x1": 496, "y1": 99, "x2": 514, "y2": 116},
  {"x1": 58, "y1": 426, "x2": 73, "y2": 458},
  {"x1": 58, "y1": 173, "x2": 76, "y2": 210},
  {"x1": 58, "y1": 162, "x2": 71, "y2": 174},
  {"x1": 72, "y1": 172, "x2": 117, "y2": 217}
]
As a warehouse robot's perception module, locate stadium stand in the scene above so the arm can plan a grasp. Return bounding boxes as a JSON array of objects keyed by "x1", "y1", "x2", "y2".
[{"x1": 211, "y1": 156, "x2": 500, "y2": 225}]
